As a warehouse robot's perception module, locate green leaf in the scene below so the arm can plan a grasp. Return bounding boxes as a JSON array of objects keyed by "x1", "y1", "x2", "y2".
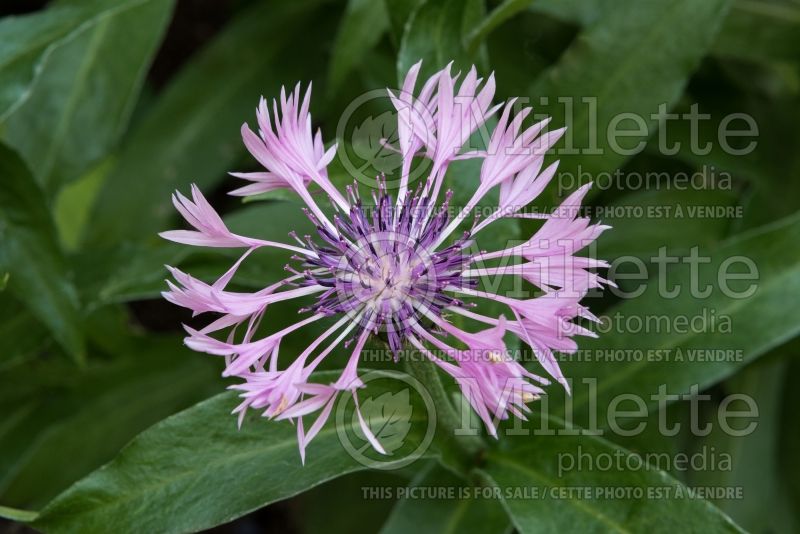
[
  {"x1": 527, "y1": 0, "x2": 604, "y2": 26},
  {"x1": 0, "y1": 144, "x2": 85, "y2": 362},
  {"x1": 465, "y1": 0, "x2": 533, "y2": 52},
  {"x1": 0, "y1": 0, "x2": 114, "y2": 119},
  {"x1": 529, "y1": 0, "x2": 732, "y2": 181},
  {"x1": 384, "y1": 0, "x2": 424, "y2": 43},
  {"x1": 397, "y1": 0, "x2": 487, "y2": 83},
  {"x1": 481, "y1": 416, "x2": 744, "y2": 533},
  {"x1": 555, "y1": 212, "x2": 800, "y2": 426},
  {"x1": 72, "y1": 240, "x2": 188, "y2": 308},
  {"x1": 380, "y1": 464, "x2": 509, "y2": 534},
  {"x1": 84, "y1": 0, "x2": 331, "y2": 247},
  {"x1": 596, "y1": 187, "x2": 738, "y2": 261},
  {"x1": 661, "y1": 95, "x2": 800, "y2": 230},
  {"x1": 0, "y1": 0, "x2": 175, "y2": 193},
  {"x1": 0, "y1": 297, "x2": 51, "y2": 367},
  {"x1": 329, "y1": 0, "x2": 390, "y2": 94},
  {"x1": 530, "y1": 0, "x2": 800, "y2": 66},
  {"x1": 31, "y1": 371, "x2": 435, "y2": 533},
  {"x1": 685, "y1": 354, "x2": 798, "y2": 532},
  {"x1": 712, "y1": 0, "x2": 800, "y2": 64},
  {"x1": 0, "y1": 336, "x2": 219, "y2": 508},
  {"x1": 0, "y1": 505, "x2": 37, "y2": 523},
  {"x1": 53, "y1": 157, "x2": 112, "y2": 251},
  {"x1": 294, "y1": 471, "x2": 406, "y2": 534}
]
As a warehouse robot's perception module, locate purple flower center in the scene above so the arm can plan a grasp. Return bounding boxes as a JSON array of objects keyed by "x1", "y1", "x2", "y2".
[{"x1": 294, "y1": 182, "x2": 477, "y2": 354}]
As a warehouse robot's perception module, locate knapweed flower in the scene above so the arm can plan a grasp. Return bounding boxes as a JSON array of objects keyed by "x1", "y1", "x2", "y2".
[{"x1": 161, "y1": 61, "x2": 610, "y2": 462}]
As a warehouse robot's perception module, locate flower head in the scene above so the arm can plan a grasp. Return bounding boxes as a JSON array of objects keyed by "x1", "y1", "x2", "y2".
[{"x1": 161, "y1": 61, "x2": 610, "y2": 461}]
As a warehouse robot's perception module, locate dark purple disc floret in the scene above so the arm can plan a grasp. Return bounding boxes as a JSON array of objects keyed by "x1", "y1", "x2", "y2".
[{"x1": 294, "y1": 180, "x2": 477, "y2": 356}]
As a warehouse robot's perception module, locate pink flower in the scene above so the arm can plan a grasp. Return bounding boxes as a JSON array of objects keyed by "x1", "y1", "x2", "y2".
[{"x1": 161, "y1": 62, "x2": 610, "y2": 462}]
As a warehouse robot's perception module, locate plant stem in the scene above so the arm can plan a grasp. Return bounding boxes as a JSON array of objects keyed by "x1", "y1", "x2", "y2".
[{"x1": 404, "y1": 357, "x2": 485, "y2": 465}]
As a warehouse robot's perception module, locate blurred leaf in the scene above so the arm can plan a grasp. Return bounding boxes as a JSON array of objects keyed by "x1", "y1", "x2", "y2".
[
  {"x1": 481, "y1": 416, "x2": 743, "y2": 533},
  {"x1": 484, "y1": 8, "x2": 577, "y2": 101},
  {"x1": 530, "y1": 0, "x2": 800, "y2": 66},
  {"x1": 685, "y1": 354, "x2": 798, "y2": 532},
  {"x1": 0, "y1": 505, "x2": 37, "y2": 523},
  {"x1": 54, "y1": 157, "x2": 112, "y2": 251},
  {"x1": 713, "y1": 0, "x2": 800, "y2": 64},
  {"x1": 0, "y1": 0, "x2": 123, "y2": 119},
  {"x1": 30, "y1": 371, "x2": 434, "y2": 533},
  {"x1": 397, "y1": 0, "x2": 487, "y2": 82},
  {"x1": 0, "y1": 144, "x2": 85, "y2": 362},
  {"x1": 667, "y1": 94, "x2": 800, "y2": 230},
  {"x1": 73, "y1": 240, "x2": 188, "y2": 308},
  {"x1": 240, "y1": 187, "x2": 299, "y2": 203},
  {"x1": 0, "y1": 297, "x2": 51, "y2": 367},
  {"x1": 596, "y1": 187, "x2": 738, "y2": 260},
  {"x1": 554, "y1": 211, "x2": 800, "y2": 426},
  {"x1": 0, "y1": 0, "x2": 175, "y2": 194},
  {"x1": 466, "y1": 0, "x2": 533, "y2": 52},
  {"x1": 380, "y1": 464, "x2": 510, "y2": 534},
  {"x1": 384, "y1": 0, "x2": 424, "y2": 43},
  {"x1": 530, "y1": 0, "x2": 732, "y2": 183},
  {"x1": 294, "y1": 471, "x2": 406, "y2": 534},
  {"x1": 329, "y1": 0, "x2": 389, "y2": 94},
  {"x1": 84, "y1": 0, "x2": 331, "y2": 247},
  {"x1": 0, "y1": 336, "x2": 219, "y2": 508},
  {"x1": 527, "y1": 0, "x2": 604, "y2": 25}
]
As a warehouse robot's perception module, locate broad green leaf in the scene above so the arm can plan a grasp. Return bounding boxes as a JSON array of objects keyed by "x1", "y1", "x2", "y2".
[
  {"x1": 0, "y1": 144, "x2": 85, "y2": 362},
  {"x1": 0, "y1": 297, "x2": 51, "y2": 367},
  {"x1": 294, "y1": 471, "x2": 406, "y2": 534},
  {"x1": 31, "y1": 371, "x2": 434, "y2": 533},
  {"x1": 0, "y1": 0, "x2": 175, "y2": 193},
  {"x1": 596, "y1": 187, "x2": 738, "y2": 261},
  {"x1": 72, "y1": 240, "x2": 188, "y2": 308},
  {"x1": 481, "y1": 416, "x2": 743, "y2": 533},
  {"x1": 329, "y1": 0, "x2": 390, "y2": 93},
  {"x1": 553, "y1": 212, "x2": 800, "y2": 426},
  {"x1": 0, "y1": 0, "x2": 127, "y2": 119},
  {"x1": 53, "y1": 157, "x2": 112, "y2": 251},
  {"x1": 397, "y1": 0, "x2": 487, "y2": 82},
  {"x1": 84, "y1": 0, "x2": 331, "y2": 247},
  {"x1": 380, "y1": 464, "x2": 510, "y2": 534},
  {"x1": 712, "y1": 0, "x2": 800, "y2": 64},
  {"x1": 0, "y1": 337, "x2": 219, "y2": 508},
  {"x1": 660, "y1": 95, "x2": 800, "y2": 230},
  {"x1": 528, "y1": 0, "x2": 732, "y2": 181},
  {"x1": 466, "y1": 0, "x2": 533, "y2": 52},
  {"x1": 685, "y1": 355, "x2": 798, "y2": 532},
  {"x1": 530, "y1": 0, "x2": 800, "y2": 66},
  {"x1": 483, "y1": 7, "x2": 576, "y2": 102},
  {"x1": 527, "y1": 0, "x2": 604, "y2": 26},
  {"x1": 384, "y1": 0, "x2": 425, "y2": 43}
]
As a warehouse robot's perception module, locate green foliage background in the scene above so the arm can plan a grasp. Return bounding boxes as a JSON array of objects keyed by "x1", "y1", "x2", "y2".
[{"x1": 0, "y1": 0, "x2": 798, "y2": 532}]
